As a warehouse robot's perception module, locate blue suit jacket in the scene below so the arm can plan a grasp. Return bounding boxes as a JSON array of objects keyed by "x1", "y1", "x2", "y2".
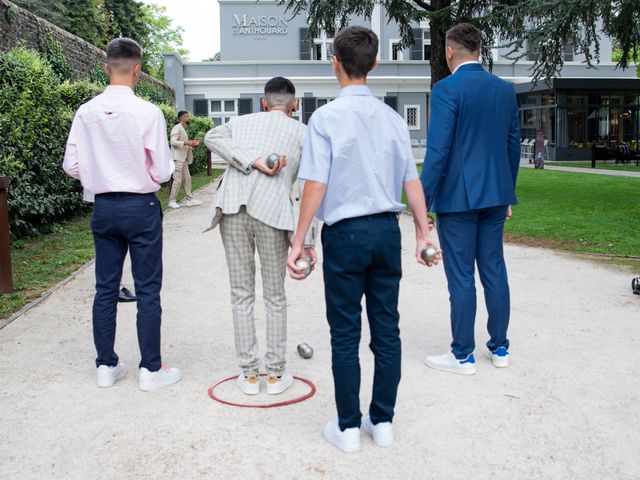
[{"x1": 421, "y1": 63, "x2": 520, "y2": 213}]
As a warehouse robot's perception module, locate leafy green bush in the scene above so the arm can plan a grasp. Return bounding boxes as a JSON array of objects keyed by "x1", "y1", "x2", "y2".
[
  {"x1": 135, "y1": 80, "x2": 174, "y2": 106},
  {"x1": 0, "y1": 47, "x2": 187, "y2": 239},
  {"x1": 58, "y1": 80, "x2": 104, "y2": 110},
  {"x1": 0, "y1": 47, "x2": 87, "y2": 239}
]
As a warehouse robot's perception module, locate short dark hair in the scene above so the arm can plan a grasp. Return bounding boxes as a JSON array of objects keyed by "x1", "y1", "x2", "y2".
[
  {"x1": 446, "y1": 23, "x2": 482, "y2": 52},
  {"x1": 333, "y1": 26, "x2": 378, "y2": 79},
  {"x1": 264, "y1": 77, "x2": 296, "y2": 97},
  {"x1": 106, "y1": 37, "x2": 143, "y2": 62},
  {"x1": 178, "y1": 110, "x2": 188, "y2": 119},
  {"x1": 264, "y1": 77, "x2": 296, "y2": 108}
]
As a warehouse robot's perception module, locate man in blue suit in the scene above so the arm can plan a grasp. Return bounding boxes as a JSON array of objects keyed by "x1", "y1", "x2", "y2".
[{"x1": 421, "y1": 23, "x2": 520, "y2": 375}]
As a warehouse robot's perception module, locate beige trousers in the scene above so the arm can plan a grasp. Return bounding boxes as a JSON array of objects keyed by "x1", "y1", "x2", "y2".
[
  {"x1": 219, "y1": 207, "x2": 289, "y2": 376},
  {"x1": 169, "y1": 159, "x2": 192, "y2": 202}
]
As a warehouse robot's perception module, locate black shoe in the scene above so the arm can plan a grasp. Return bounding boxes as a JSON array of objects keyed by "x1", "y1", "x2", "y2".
[{"x1": 118, "y1": 287, "x2": 137, "y2": 303}]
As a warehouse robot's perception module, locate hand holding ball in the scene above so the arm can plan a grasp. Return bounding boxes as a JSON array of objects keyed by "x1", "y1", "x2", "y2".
[
  {"x1": 421, "y1": 246, "x2": 438, "y2": 264},
  {"x1": 266, "y1": 153, "x2": 280, "y2": 169},
  {"x1": 295, "y1": 257, "x2": 312, "y2": 277}
]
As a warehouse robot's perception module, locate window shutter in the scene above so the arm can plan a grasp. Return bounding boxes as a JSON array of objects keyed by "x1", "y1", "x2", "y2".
[
  {"x1": 384, "y1": 96, "x2": 398, "y2": 112},
  {"x1": 302, "y1": 97, "x2": 316, "y2": 124},
  {"x1": 238, "y1": 98, "x2": 253, "y2": 115},
  {"x1": 300, "y1": 28, "x2": 311, "y2": 60},
  {"x1": 193, "y1": 99, "x2": 208, "y2": 116},
  {"x1": 411, "y1": 28, "x2": 423, "y2": 60}
]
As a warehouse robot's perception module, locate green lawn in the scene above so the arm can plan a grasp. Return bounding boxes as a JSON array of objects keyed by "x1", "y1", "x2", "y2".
[
  {"x1": 407, "y1": 166, "x2": 639, "y2": 258},
  {"x1": 0, "y1": 171, "x2": 219, "y2": 320},
  {"x1": 548, "y1": 161, "x2": 640, "y2": 173},
  {"x1": 506, "y1": 169, "x2": 639, "y2": 257}
]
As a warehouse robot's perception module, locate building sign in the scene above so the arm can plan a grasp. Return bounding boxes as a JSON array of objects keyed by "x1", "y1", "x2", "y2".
[{"x1": 232, "y1": 14, "x2": 289, "y2": 36}]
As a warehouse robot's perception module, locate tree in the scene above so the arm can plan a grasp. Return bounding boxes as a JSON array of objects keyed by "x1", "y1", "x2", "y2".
[
  {"x1": 62, "y1": 0, "x2": 109, "y2": 48},
  {"x1": 139, "y1": 3, "x2": 189, "y2": 78},
  {"x1": 103, "y1": 0, "x2": 149, "y2": 46},
  {"x1": 280, "y1": 0, "x2": 640, "y2": 86},
  {"x1": 12, "y1": 0, "x2": 67, "y2": 27}
]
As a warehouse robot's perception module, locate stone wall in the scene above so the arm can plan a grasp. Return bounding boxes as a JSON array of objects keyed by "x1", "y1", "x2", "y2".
[{"x1": 0, "y1": 0, "x2": 174, "y2": 103}]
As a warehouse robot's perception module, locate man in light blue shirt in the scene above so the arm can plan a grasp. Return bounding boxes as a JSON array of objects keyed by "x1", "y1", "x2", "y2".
[
  {"x1": 287, "y1": 26, "x2": 439, "y2": 454},
  {"x1": 299, "y1": 85, "x2": 419, "y2": 225}
]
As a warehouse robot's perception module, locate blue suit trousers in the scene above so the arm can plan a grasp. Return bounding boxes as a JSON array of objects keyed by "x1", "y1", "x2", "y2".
[
  {"x1": 91, "y1": 192, "x2": 164, "y2": 371},
  {"x1": 436, "y1": 206, "x2": 511, "y2": 358},
  {"x1": 321, "y1": 213, "x2": 402, "y2": 431}
]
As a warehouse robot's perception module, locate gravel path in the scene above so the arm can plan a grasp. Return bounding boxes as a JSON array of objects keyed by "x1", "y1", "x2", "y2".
[{"x1": 1, "y1": 181, "x2": 639, "y2": 479}]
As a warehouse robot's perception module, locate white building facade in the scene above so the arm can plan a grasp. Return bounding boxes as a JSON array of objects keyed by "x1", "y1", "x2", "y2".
[{"x1": 163, "y1": 0, "x2": 640, "y2": 160}]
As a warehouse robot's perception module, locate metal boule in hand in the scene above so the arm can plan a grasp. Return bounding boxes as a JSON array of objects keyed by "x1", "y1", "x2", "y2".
[
  {"x1": 295, "y1": 256, "x2": 312, "y2": 276},
  {"x1": 421, "y1": 246, "x2": 438, "y2": 264},
  {"x1": 266, "y1": 153, "x2": 280, "y2": 168},
  {"x1": 297, "y1": 343, "x2": 314, "y2": 359}
]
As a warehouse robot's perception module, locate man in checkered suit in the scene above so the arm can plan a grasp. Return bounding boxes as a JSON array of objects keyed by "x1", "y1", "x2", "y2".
[{"x1": 204, "y1": 77, "x2": 316, "y2": 396}]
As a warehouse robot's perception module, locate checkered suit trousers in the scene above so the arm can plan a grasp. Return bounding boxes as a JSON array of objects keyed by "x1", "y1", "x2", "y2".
[{"x1": 219, "y1": 207, "x2": 289, "y2": 375}]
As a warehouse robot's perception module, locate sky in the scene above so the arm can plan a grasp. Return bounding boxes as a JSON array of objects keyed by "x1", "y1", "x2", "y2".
[{"x1": 142, "y1": 0, "x2": 221, "y2": 61}]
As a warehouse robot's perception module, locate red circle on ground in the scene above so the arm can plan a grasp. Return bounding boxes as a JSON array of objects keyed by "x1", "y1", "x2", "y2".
[{"x1": 208, "y1": 373, "x2": 316, "y2": 408}]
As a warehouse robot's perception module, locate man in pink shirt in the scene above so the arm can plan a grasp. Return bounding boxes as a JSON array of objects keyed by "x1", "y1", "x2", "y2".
[{"x1": 63, "y1": 38, "x2": 181, "y2": 391}]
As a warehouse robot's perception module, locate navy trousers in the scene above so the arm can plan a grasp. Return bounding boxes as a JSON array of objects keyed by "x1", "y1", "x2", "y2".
[
  {"x1": 91, "y1": 192, "x2": 164, "y2": 371},
  {"x1": 322, "y1": 213, "x2": 402, "y2": 431},
  {"x1": 436, "y1": 206, "x2": 511, "y2": 359}
]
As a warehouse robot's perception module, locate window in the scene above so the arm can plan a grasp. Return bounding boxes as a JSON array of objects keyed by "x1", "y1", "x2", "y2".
[
  {"x1": 301, "y1": 97, "x2": 333, "y2": 124},
  {"x1": 563, "y1": 43, "x2": 574, "y2": 62},
  {"x1": 423, "y1": 30, "x2": 432, "y2": 61},
  {"x1": 210, "y1": 99, "x2": 237, "y2": 126},
  {"x1": 313, "y1": 31, "x2": 334, "y2": 60},
  {"x1": 404, "y1": 105, "x2": 421, "y2": 130},
  {"x1": 193, "y1": 99, "x2": 208, "y2": 117},
  {"x1": 390, "y1": 40, "x2": 403, "y2": 61}
]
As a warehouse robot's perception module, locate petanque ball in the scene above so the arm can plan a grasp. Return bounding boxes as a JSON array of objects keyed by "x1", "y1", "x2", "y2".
[
  {"x1": 295, "y1": 257, "x2": 311, "y2": 276},
  {"x1": 421, "y1": 246, "x2": 438, "y2": 264},
  {"x1": 297, "y1": 343, "x2": 314, "y2": 359},
  {"x1": 266, "y1": 153, "x2": 280, "y2": 168}
]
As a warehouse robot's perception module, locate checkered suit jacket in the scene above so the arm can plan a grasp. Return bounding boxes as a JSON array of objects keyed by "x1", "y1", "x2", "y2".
[{"x1": 204, "y1": 110, "x2": 314, "y2": 243}]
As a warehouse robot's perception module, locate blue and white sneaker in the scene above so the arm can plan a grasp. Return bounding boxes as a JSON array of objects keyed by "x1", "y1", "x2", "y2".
[
  {"x1": 424, "y1": 352, "x2": 476, "y2": 375},
  {"x1": 486, "y1": 346, "x2": 509, "y2": 368}
]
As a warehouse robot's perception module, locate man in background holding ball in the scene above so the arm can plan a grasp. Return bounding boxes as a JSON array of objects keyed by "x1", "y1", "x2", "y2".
[{"x1": 204, "y1": 77, "x2": 316, "y2": 396}]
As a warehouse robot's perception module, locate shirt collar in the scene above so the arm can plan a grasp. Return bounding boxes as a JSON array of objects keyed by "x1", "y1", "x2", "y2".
[
  {"x1": 105, "y1": 85, "x2": 135, "y2": 95},
  {"x1": 451, "y1": 60, "x2": 481, "y2": 75},
  {"x1": 337, "y1": 85, "x2": 373, "y2": 98}
]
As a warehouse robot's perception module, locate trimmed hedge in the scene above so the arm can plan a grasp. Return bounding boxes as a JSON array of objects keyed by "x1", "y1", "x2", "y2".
[
  {"x1": 0, "y1": 47, "x2": 87, "y2": 238},
  {"x1": 0, "y1": 47, "x2": 212, "y2": 239}
]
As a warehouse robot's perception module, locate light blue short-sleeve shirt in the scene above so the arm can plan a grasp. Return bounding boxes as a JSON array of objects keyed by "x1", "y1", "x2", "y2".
[{"x1": 298, "y1": 85, "x2": 418, "y2": 226}]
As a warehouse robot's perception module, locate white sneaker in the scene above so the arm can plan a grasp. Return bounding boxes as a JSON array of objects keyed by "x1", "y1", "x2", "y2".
[
  {"x1": 362, "y1": 415, "x2": 394, "y2": 447},
  {"x1": 424, "y1": 352, "x2": 477, "y2": 375},
  {"x1": 236, "y1": 373, "x2": 260, "y2": 395},
  {"x1": 168, "y1": 200, "x2": 180, "y2": 209},
  {"x1": 485, "y1": 346, "x2": 509, "y2": 368},
  {"x1": 323, "y1": 420, "x2": 360, "y2": 454},
  {"x1": 138, "y1": 366, "x2": 182, "y2": 391},
  {"x1": 96, "y1": 363, "x2": 127, "y2": 387},
  {"x1": 266, "y1": 371, "x2": 293, "y2": 395},
  {"x1": 183, "y1": 198, "x2": 202, "y2": 207}
]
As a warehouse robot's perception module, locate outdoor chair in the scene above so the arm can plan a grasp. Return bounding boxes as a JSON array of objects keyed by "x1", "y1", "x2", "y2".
[
  {"x1": 615, "y1": 144, "x2": 640, "y2": 165},
  {"x1": 591, "y1": 143, "x2": 616, "y2": 163}
]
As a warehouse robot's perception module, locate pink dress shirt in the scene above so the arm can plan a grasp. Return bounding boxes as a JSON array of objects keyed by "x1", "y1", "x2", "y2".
[{"x1": 63, "y1": 85, "x2": 174, "y2": 195}]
